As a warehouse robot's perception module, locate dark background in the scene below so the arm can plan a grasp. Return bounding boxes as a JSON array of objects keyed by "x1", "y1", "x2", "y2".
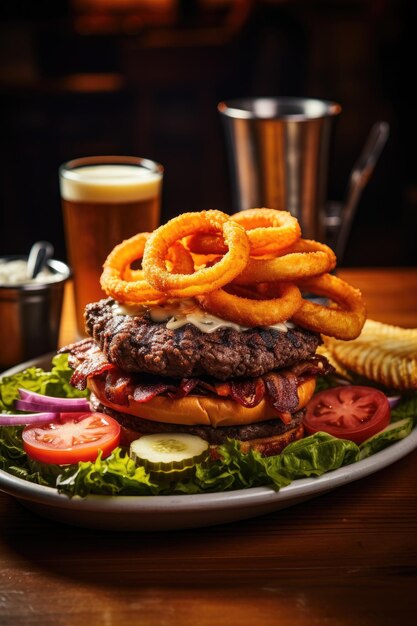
[{"x1": 1, "y1": 0, "x2": 416, "y2": 267}]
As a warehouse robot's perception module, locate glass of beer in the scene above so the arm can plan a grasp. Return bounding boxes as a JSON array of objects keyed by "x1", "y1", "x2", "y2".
[{"x1": 59, "y1": 155, "x2": 163, "y2": 336}]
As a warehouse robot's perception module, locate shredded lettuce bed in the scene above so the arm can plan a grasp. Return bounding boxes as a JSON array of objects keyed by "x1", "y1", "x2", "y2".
[{"x1": 0, "y1": 363, "x2": 415, "y2": 497}]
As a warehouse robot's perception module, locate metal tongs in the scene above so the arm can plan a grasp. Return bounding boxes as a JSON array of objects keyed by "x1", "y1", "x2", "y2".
[{"x1": 326, "y1": 121, "x2": 390, "y2": 262}]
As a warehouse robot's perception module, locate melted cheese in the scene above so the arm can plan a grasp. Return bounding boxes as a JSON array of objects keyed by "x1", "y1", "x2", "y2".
[
  {"x1": 113, "y1": 303, "x2": 148, "y2": 317},
  {"x1": 166, "y1": 311, "x2": 244, "y2": 334},
  {"x1": 112, "y1": 298, "x2": 293, "y2": 333}
]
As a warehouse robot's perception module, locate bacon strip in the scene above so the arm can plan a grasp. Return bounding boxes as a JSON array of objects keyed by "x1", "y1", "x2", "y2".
[
  {"x1": 132, "y1": 383, "x2": 171, "y2": 403},
  {"x1": 230, "y1": 378, "x2": 265, "y2": 408},
  {"x1": 167, "y1": 378, "x2": 200, "y2": 399},
  {"x1": 60, "y1": 338, "x2": 98, "y2": 371},
  {"x1": 263, "y1": 371, "x2": 299, "y2": 412},
  {"x1": 60, "y1": 339, "x2": 116, "y2": 390},
  {"x1": 291, "y1": 354, "x2": 333, "y2": 377},
  {"x1": 104, "y1": 369, "x2": 135, "y2": 406}
]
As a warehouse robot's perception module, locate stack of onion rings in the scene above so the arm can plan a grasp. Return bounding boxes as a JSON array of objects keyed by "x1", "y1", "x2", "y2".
[{"x1": 100, "y1": 208, "x2": 366, "y2": 340}]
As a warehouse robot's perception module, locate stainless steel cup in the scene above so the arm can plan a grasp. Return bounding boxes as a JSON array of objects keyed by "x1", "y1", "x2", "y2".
[
  {"x1": 218, "y1": 97, "x2": 341, "y2": 241},
  {"x1": 0, "y1": 257, "x2": 71, "y2": 370}
]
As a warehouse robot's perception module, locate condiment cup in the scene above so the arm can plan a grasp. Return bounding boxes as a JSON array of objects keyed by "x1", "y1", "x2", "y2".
[{"x1": 0, "y1": 256, "x2": 71, "y2": 371}]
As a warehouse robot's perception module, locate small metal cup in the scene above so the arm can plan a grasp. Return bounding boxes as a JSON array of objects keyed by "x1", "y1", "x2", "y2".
[
  {"x1": 0, "y1": 257, "x2": 71, "y2": 371},
  {"x1": 218, "y1": 97, "x2": 341, "y2": 242}
]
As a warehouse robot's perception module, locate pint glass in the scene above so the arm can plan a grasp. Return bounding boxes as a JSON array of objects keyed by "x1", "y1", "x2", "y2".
[{"x1": 59, "y1": 156, "x2": 163, "y2": 335}]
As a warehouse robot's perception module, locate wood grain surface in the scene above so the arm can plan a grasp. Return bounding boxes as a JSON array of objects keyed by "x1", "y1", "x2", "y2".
[{"x1": 1, "y1": 268, "x2": 417, "y2": 626}]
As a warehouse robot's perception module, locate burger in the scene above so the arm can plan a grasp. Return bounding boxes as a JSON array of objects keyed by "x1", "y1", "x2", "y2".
[
  {"x1": 61, "y1": 207, "x2": 365, "y2": 462},
  {"x1": 63, "y1": 296, "x2": 332, "y2": 457}
]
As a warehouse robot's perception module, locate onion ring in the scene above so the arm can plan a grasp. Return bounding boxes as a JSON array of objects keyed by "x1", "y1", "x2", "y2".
[
  {"x1": 167, "y1": 241, "x2": 195, "y2": 274},
  {"x1": 124, "y1": 241, "x2": 194, "y2": 282},
  {"x1": 197, "y1": 282, "x2": 302, "y2": 327},
  {"x1": 101, "y1": 235, "x2": 194, "y2": 304},
  {"x1": 142, "y1": 210, "x2": 250, "y2": 297},
  {"x1": 232, "y1": 240, "x2": 335, "y2": 284},
  {"x1": 233, "y1": 209, "x2": 301, "y2": 255},
  {"x1": 278, "y1": 238, "x2": 336, "y2": 266},
  {"x1": 186, "y1": 208, "x2": 301, "y2": 256},
  {"x1": 291, "y1": 273, "x2": 367, "y2": 340}
]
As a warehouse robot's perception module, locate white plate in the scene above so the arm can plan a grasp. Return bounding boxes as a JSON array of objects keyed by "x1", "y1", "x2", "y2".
[{"x1": 1, "y1": 355, "x2": 416, "y2": 531}]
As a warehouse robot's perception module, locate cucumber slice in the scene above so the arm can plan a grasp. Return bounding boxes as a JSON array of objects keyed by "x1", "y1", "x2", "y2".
[
  {"x1": 130, "y1": 433, "x2": 209, "y2": 479},
  {"x1": 359, "y1": 418, "x2": 414, "y2": 460}
]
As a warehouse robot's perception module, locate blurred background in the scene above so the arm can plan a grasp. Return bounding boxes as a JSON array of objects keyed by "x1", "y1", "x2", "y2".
[{"x1": 0, "y1": 0, "x2": 416, "y2": 267}]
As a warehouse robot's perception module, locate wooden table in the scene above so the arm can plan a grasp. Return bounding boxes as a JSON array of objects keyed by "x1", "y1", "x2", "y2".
[{"x1": 1, "y1": 268, "x2": 416, "y2": 626}]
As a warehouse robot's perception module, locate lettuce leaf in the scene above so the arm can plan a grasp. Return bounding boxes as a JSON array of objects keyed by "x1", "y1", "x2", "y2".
[
  {"x1": 0, "y1": 353, "x2": 88, "y2": 413},
  {"x1": 391, "y1": 394, "x2": 417, "y2": 423},
  {"x1": 267, "y1": 432, "x2": 359, "y2": 479},
  {"x1": 54, "y1": 441, "x2": 290, "y2": 496},
  {"x1": 359, "y1": 417, "x2": 414, "y2": 459},
  {"x1": 0, "y1": 354, "x2": 89, "y2": 487},
  {"x1": 51, "y1": 434, "x2": 359, "y2": 497},
  {"x1": 56, "y1": 449, "x2": 156, "y2": 496},
  {"x1": 0, "y1": 425, "x2": 27, "y2": 469}
]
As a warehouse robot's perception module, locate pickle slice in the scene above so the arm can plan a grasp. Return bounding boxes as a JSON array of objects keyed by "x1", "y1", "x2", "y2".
[{"x1": 130, "y1": 433, "x2": 209, "y2": 479}]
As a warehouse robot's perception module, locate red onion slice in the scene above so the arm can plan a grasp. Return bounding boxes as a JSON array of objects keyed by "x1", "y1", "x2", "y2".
[
  {"x1": 15, "y1": 398, "x2": 90, "y2": 413},
  {"x1": 18, "y1": 388, "x2": 90, "y2": 411},
  {"x1": 388, "y1": 395, "x2": 401, "y2": 408},
  {"x1": 0, "y1": 412, "x2": 57, "y2": 426}
]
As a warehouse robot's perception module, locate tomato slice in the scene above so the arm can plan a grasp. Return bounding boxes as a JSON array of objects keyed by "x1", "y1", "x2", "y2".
[
  {"x1": 304, "y1": 386, "x2": 391, "y2": 444},
  {"x1": 22, "y1": 412, "x2": 121, "y2": 464}
]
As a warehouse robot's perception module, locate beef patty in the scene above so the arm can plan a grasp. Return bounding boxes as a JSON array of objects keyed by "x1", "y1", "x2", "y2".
[{"x1": 85, "y1": 298, "x2": 321, "y2": 380}]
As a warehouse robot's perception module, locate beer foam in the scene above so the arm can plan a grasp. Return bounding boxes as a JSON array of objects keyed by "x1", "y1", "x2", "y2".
[{"x1": 60, "y1": 164, "x2": 162, "y2": 203}]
